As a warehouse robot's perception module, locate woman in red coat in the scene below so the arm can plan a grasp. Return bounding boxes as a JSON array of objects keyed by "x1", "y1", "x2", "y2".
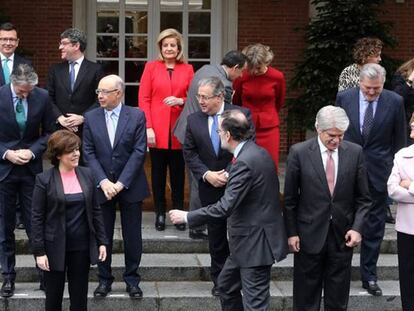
[
  {"x1": 139, "y1": 28, "x2": 194, "y2": 231},
  {"x1": 233, "y1": 43, "x2": 286, "y2": 171}
]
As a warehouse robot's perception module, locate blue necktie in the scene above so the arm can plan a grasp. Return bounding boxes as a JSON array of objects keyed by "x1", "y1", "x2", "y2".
[
  {"x1": 211, "y1": 114, "x2": 220, "y2": 156},
  {"x1": 362, "y1": 101, "x2": 374, "y2": 141},
  {"x1": 2, "y1": 58, "x2": 10, "y2": 84},
  {"x1": 69, "y1": 61, "x2": 76, "y2": 91}
]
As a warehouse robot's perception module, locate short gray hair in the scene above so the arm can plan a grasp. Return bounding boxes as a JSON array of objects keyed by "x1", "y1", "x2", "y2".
[
  {"x1": 10, "y1": 64, "x2": 38, "y2": 86},
  {"x1": 315, "y1": 105, "x2": 349, "y2": 132},
  {"x1": 198, "y1": 76, "x2": 225, "y2": 96},
  {"x1": 360, "y1": 63, "x2": 386, "y2": 83}
]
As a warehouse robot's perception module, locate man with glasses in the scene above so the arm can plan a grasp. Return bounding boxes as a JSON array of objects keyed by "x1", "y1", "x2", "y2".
[
  {"x1": 47, "y1": 28, "x2": 104, "y2": 136},
  {"x1": 83, "y1": 74, "x2": 149, "y2": 299},
  {"x1": 182, "y1": 76, "x2": 253, "y2": 296}
]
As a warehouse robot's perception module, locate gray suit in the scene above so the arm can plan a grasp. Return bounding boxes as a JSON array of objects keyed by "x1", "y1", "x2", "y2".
[{"x1": 188, "y1": 140, "x2": 287, "y2": 311}]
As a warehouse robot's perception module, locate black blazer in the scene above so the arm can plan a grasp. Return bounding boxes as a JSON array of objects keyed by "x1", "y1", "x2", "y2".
[
  {"x1": 31, "y1": 166, "x2": 108, "y2": 271},
  {"x1": 188, "y1": 141, "x2": 287, "y2": 267},
  {"x1": 47, "y1": 58, "x2": 104, "y2": 119},
  {"x1": 284, "y1": 138, "x2": 372, "y2": 254},
  {"x1": 0, "y1": 53, "x2": 32, "y2": 86},
  {"x1": 183, "y1": 103, "x2": 253, "y2": 205}
]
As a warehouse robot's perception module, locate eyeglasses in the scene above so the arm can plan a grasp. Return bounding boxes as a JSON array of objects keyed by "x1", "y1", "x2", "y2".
[
  {"x1": 59, "y1": 41, "x2": 73, "y2": 47},
  {"x1": 95, "y1": 88, "x2": 118, "y2": 95},
  {"x1": 196, "y1": 94, "x2": 218, "y2": 101},
  {"x1": 0, "y1": 38, "x2": 18, "y2": 43}
]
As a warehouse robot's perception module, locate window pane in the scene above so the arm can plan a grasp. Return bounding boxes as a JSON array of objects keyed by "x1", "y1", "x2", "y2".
[
  {"x1": 97, "y1": 11, "x2": 119, "y2": 33},
  {"x1": 97, "y1": 35, "x2": 119, "y2": 57},
  {"x1": 160, "y1": 12, "x2": 183, "y2": 33},
  {"x1": 98, "y1": 60, "x2": 119, "y2": 76},
  {"x1": 189, "y1": 12, "x2": 210, "y2": 34},
  {"x1": 125, "y1": 61, "x2": 146, "y2": 83},
  {"x1": 125, "y1": 85, "x2": 139, "y2": 107},
  {"x1": 125, "y1": 10, "x2": 147, "y2": 34},
  {"x1": 189, "y1": 0, "x2": 211, "y2": 10},
  {"x1": 190, "y1": 61, "x2": 209, "y2": 72},
  {"x1": 188, "y1": 36, "x2": 210, "y2": 59},
  {"x1": 126, "y1": 0, "x2": 147, "y2": 5},
  {"x1": 160, "y1": 0, "x2": 183, "y2": 10},
  {"x1": 125, "y1": 36, "x2": 147, "y2": 58}
]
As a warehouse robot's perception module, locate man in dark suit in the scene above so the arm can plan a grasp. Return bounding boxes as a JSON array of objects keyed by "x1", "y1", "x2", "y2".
[
  {"x1": 174, "y1": 51, "x2": 246, "y2": 240},
  {"x1": 284, "y1": 105, "x2": 371, "y2": 311},
  {"x1": 171, "y1": 109, "x2": 287, "y2": 311},
  {"x1": 83, "y1": 74, "x2": 149, "y2": 299},
  {"x1": 0, "y1": 64, "x2": 54, "y2": 297},
  {"x1": 336, "y1": 63, "x2": 407, "y2": 296},
  {"x1": 183, "y1": 77, "x2": 252, "y2": 296},
  {"x1": 48, "y1": 28, "x2": 104, "y2": 134}
]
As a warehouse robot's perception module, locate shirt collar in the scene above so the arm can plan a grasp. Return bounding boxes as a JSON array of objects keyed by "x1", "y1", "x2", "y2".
[
  {"x1": 359, "y1": 89, "x2": 379, "y2": 104},
  {"x1": 0, "y1": 52, "x2": 14, "y2": 61},
  {"x1": 317, "y1": 136, "x2": 337, "y2": 155},
  {"x1": 70, "y1": 55, "x2": 84, "y2": 66},
  {"x1": 233, "y1": 141, "x2": 247, "y2": 158},
  {"x1": 105, "y1": 102, "x2": 122, "y2": 116},
  {"x1": 10, "y1": 83, "x2": 19, "y2": 100}
]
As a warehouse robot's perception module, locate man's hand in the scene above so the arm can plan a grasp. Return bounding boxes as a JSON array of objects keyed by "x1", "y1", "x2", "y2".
[
  {"x1": 114, "y1": 181, "x2": 124, "y2": 194},
  {"x1": 57, "y1": 115, "x2": 79, "y2": 132},
  {"x1": 5, "y1": 150, "x2": 30, "y2": 165},
  {"x1": 400, "y1": 179, "x2": 412, "y2": 190},
  {"x1": 205, "y1": 170, "x2": 228, "y2": 187},
  {"x1": 17, "y1": 149, "x2": 33, "y2": 161},
  {"x1": 100, "y1": 179, "x2": 118, "y2": 200},
  {"x1": 147, "y1": 128, "x2": 156, "y2": 146},
  {"x1": 98, "y1": 245, "x2": 107, "y2": 262},
  {"x1": 169, "y1": 209, "x2": 188, "y2": 224},
  {"x1": 36, "y1": 255, "x2": 50, "y2": 271},
  {"x1": 345, "y1": 229, "x2": 361, "y2": 248},
  {"x1": 288, "y1": 236, "x2": 300, "y2": 252},
  {"x1": 65, "y1": 113, "x2": 85, "y2": 127}
]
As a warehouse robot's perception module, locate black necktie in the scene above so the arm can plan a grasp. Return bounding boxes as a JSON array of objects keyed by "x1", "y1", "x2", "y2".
[{"x1": 362, "y1": 101, "x2": 374, "y2": 140}]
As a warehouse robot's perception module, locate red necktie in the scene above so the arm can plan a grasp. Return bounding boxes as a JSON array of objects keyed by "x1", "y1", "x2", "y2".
[{"x1": 326, "y1": 150, "x2": 335, "y2": 195}]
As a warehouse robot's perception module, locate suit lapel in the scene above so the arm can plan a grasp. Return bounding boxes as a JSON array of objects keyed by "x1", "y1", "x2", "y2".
[
  {"x1": 60, "y1": 62, "x2": 72, "y2": 93},
  {"x1": 5, "y1": 86, "x2": 22, "y2": 136},
  {"x1": 75, "y1": 167, "x2": 91, "y2": 213},
  {"x1": 113, "y1": 105, "x2": 128, "y2": 149},
  {"x1": 73, "y1": 60, "x2": 88, "y2": 92},
  {"x1": 0, "y1": 62, "x2": 5, "y2": 85},
  {"x1": 349, "y1": 90, "x2": 363, "y2": 144},
  {"x1": 308, "y1": 139, "x2": 331, "y2": 197},
  {"x1": 52, "y1": 168, "x2": 66, "y2": 211},
  {"x1": 368, "y1": 93, "x2": 389, "y2": 142},
  {"x1": 96, "y1": 108, "x2": 113, "y2": 150},
  {"x1": 200, "y1": 113, "x2": 218, "y2": 158},
  {"x1": 23, "y1": 93, "x2": 37, "y2": 137},
  {"x1": 334, "y1": 143, "x2": 347, "y2": 197}
]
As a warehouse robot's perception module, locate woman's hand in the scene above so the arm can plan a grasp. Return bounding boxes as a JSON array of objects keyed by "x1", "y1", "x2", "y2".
[
  {"x1": 36, "y1": 255, "x2": 50, "y2": 271},
  {"x1": 98, "y1": 245, "x2": 107, "y2": 262},
  {"x1": 400, "y1": 179, "x2": 412, "y2": 189},
  {"x1": 146, "y1": 128, "x2": 156, "y2": 146},
  {"x1": 163, "y1": 96, "x2": 184, "y2": 107}
]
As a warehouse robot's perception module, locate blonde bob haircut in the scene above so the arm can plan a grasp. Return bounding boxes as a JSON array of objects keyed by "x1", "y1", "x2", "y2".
[
  {"x1": 157, "y1": 28, "x2": 186, "y2": 63},
  {"x1": 242, "y1": 43, "x2": 274, "y2": 70}
]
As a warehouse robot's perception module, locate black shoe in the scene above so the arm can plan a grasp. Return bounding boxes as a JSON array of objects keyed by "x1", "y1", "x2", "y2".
[
  {"x1": 155, "y1": 214, "x2": 166, "y2": 231},
  {"x1": 175, "y1": 223, "x2": 186, "y2": 231},
  {"x1": 362, "y1": 281, "x2": 382, "y2": 296},
  {"x1": 1, "y1": 280, "x2": 15, "y2": 298},
  {"x1": 126, "y1": 285, "x2": 143, "y2": 299},
  {"x1": 16, "y1": 222, "x2": 25, "y2": 230},
  {"x1": 93, "y1": 283, "x2": 111, "y2": 298},
  {"x1": 211, "y1": 285, "x2": 220, "y2": 297},
  {"x1": 189, "y1": 229, "x2": 208, "y2": 240}
]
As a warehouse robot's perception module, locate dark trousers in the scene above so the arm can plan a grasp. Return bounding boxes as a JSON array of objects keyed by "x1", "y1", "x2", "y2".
[
  {"x1": 0, "y1": 166, "x2": 35, "y2": 281},
  {"x1": 293, "y1": 226, "x2": 353, "y2": 311},
  {"x1": 360, "y1": 184, "x2": 387, "y2": 283},
  {"x1": 217, "y1": 255, "x2": 272, "y2": 311},
  {"x1": 397, "y1": 231, "x2": 414, "y2": 310},
  {"x1": 98, "y1": 199, "x2": 142, "y2": 287},
  {"x1": 44, "y1": 250, "x2": 90, "y2": 311},
  {"x1": 208, "y1": 219, "x2": 230, "y2": 286},
  {"x1": 149, "y1": 148, "x2": 185, "y2": 214}
]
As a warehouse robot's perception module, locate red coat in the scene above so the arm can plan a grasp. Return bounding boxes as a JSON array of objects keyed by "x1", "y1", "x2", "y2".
[{"x1": 138, "y1": 60, "x2": 194, "y2": 149}]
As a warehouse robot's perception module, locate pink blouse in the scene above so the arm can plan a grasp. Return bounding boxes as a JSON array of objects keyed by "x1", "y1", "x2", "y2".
[{"x1": 60, "y1": 170, "x2": 82, "y2": 194}]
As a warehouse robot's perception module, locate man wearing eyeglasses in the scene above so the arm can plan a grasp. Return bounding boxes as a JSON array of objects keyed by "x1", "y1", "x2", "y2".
[
  {"x1": 47, "y1": 28, "x2": 104, "y2": 135},
  {"x1": 182, "y1": 76, "x2": 253, "y2": 297}
]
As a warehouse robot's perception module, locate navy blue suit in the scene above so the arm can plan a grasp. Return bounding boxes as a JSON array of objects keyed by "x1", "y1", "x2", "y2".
[
  {"x1": 83, "y1": 104, "x2": 149, "y2": 287},
  {"x1": 0, "y1": 84, "x2": 54, "y2": 281},
  {"x1": 336, "y1": 87, "x2": 406, "y2": 283},
  {"x1": 0, "y1": 54, "x2": 31, "y2": 86}
]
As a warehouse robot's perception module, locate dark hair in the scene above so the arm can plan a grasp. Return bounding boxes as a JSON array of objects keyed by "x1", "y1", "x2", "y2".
[
  {"x1": 0, "y1": 22, "x2": 17, "y2": 33},
  {"x1": 220, "y1": 110, "x2": 254, "y2": 142},
  {"x1": 352, "y1": 37, "x2": 383, "y2": 65},
  {"x1": 61, "y1": 28, "x2": 87, "y2": 52},
  {"x1": 47, "y1": 130, "x2": 81, "y2": 167},
  {"x1": 221, "y1": 50, "x2": 247, "y2": 68}
]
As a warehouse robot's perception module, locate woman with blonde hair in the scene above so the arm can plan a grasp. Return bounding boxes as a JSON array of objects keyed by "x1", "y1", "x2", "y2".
[
  {"x1": 139, "y1": 28, "x2": 193, "y2": 231},
  {"x1": 233, "y1": 43, "x2": 286, "y2": 171}
]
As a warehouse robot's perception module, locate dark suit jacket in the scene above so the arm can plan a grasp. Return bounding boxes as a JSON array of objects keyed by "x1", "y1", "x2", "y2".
[
  {"x1": 47, "y1": 58, "x2": 104, "y2": 119},
  {"x1": 187, "y1": 140, "x2": 287, "y2": 267},
  {"x1": 336, "y1": 87, "x2": 407, "y2": 192},
  {"x1": 0, "y1": 85, "x2": 54, "y2": 181},
  {"x1": 284, "y1": 138, "x2": 371, "y2": 254},
  {"x1": 183, "y1": 103, "x2": 253, "y2": 205},
  {"x1": 83, "y1": 104, "x2": 150, "y2": 204},
  {"x1": 0, "y1": 53, "x2": 32, "y2": 86},
  {"x1": 31, "y1": 166, "x2": 108, "y2": 271}
]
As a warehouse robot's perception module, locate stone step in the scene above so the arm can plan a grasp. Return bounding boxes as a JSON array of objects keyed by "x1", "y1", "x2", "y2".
[
  {"x1": 13, "y1": 253, "x2": 398, "y2": 282},
  {"x1": 0, "y1": 281, "x2": 402, "y2": 311}
]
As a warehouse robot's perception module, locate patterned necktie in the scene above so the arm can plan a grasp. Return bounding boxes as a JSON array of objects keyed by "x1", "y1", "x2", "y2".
[
  {"x1": 69, "y1": 61, "x2": 76, "y2": 91},
  {"x1": 362, "y1": 101, "x2": 374, "y2": 141},
  {"x1": 326, "y1": 150, "x2": 335, "y2": 195},
  {"x1": 211, "y1": 114, "x2": 220, "y2": 156},
  {"x1": 15, "y1": 98, "x2": 26, "y2": 134},
  {"x1": 2, "y1": 58, "x2": 10, "y2": 84},
  {"x1": 107, "y1": 111, "x2": 116, "y2": 147}
]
